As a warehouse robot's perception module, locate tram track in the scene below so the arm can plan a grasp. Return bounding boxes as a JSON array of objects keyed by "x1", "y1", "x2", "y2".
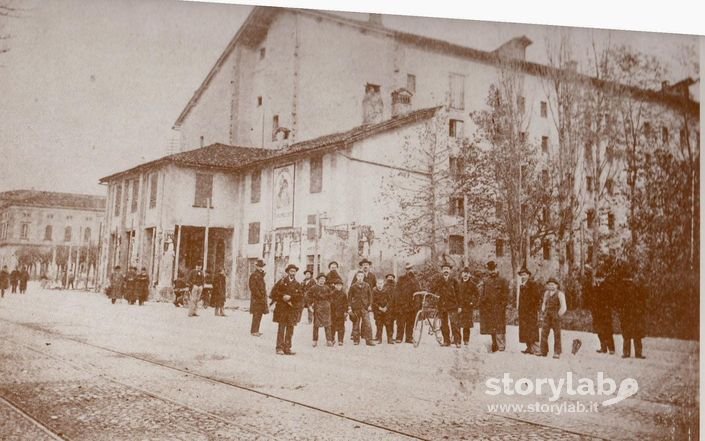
[
  {"x1": 2, "y1": 316, "x2": 619, "y2": 440},
  {"x1": 0, "y1": 394, "x2": 69, "y2": 441}
]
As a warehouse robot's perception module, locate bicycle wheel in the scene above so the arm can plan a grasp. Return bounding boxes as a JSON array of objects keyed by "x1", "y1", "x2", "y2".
[
  {"x1": 432, "y1": 315, "x2": 444, "y2": 345},
  {"x1": 413, "y1": 310, "x2": 424, "y2": 348}
]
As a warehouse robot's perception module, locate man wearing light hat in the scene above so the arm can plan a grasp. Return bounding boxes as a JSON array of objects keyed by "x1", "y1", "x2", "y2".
[{"x1": 270, "y1": 263, "x2": 303, "y2": 355}]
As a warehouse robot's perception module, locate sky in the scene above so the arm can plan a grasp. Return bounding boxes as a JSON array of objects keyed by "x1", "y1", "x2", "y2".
[{"x1": 0, "y1": 0, "x2": 699, "y2": 195}]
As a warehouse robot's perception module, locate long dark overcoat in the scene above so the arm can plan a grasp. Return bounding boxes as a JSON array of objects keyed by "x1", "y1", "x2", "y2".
[
  {"x1": 431, "y1": 274, "x2": 458, "y2": 312},
  {"x1": 479, "y1": 273, "x2": 509, "y2": 335},
  {"x1": 108, "y1": 272, "x2": 124, "y2": 300},
  {"x1": 457, "y1": 278, "x2": 479, "y2": 328},
  {"x1": 211, "y1": 272, "x2": 227, "y2": 308},
  {"x1": 348, "y1": 281, "x2": 372, "y2": 311},
  {"x1": 615, "y1": 278, "x2": 646, "y2": 338},
  {"x1": 0, "y1": 270, "x2": 8, "y2": 289},
  {"x1": 395, "y1": 272, "x2": 421, "y2": 313},
  {"x1": 248, "y1": 270, "x2": 268, "y2": 315},
  {"x1": 135, "y1": 273, "x2": 150, "y2": 302},
  {"x1": 517, "y1": 280, "x2": 541, "y2": 343},
  {"x1": 270, "y1": 276, "x2": 303, "y2": 325},
  {"x1": 330, "y1": 287, "x2": 349, "y2": 324},
  {"x1": 587, "y1": 279, "x2": 614, "y2": 335},
  {"x1": 308, "y1": 284, "x2": 332, "y2": 328}
]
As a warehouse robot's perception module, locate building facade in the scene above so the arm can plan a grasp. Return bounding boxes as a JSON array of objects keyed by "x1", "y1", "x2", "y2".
[{"x1": 0, "y1": 190, "x2": 105, "y2": 282}]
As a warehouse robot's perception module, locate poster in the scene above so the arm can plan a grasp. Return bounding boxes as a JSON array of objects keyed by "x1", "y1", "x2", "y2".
[{"x1": 272, "y1": 164, "x2": 295, "y2": 228}]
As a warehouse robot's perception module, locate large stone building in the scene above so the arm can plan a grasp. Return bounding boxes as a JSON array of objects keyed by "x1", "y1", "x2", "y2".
[
  {"x1": 100, "y1": 6, "x2": 699, "y2": 297},
  {"x1": 0, "y1": 190, "x2": 105, "y2": 281}
]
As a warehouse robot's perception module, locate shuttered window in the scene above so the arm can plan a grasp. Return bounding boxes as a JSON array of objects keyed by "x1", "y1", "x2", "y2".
[{"x1": 194, "y1": 173, "x2": 213, "y2": 208}]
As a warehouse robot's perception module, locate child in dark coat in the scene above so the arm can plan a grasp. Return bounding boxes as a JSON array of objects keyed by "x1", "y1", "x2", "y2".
[{"x1": 329, "y1": 280, "x2": 349, "y2": 346}]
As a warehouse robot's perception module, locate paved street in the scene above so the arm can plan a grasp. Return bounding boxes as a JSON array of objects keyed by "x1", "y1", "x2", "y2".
[{"x1": 0, "y1": 284, "x2": 698, "y2": 440}]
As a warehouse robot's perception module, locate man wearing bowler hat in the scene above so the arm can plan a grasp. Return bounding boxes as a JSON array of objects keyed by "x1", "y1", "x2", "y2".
[
  {"x1": 517, "y1": 265, "x2": 541, "y2": 355},
  {"x1": 249, "y1": 259, "x2": 268, "y2": 336},
  {"x1": 270, "y1": 263, "x2": 303, "y2": 355},
  {"x1": 479, "y1": 260, "x2": 510, "y2": 352},
  {"x1": 432, "y1": 261, "x2": 461, "y2": 347}
]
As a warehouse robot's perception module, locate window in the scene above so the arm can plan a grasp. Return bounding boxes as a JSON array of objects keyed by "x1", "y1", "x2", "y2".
[
  {"x1": 449, "y1": 156, "x2": 464, "y2": 179},
  {"x1": 495, "y1": 200, "x2": 503, "y2": 219},
  {"x1": 449, "y1": 119, "x2": 464, "y2": 138},
  {"x1": 64, "y1": 226, "x2": 72, "y2": 242},
  {"x1": 250, "y1": 170, "x2": 262, "y2": 203},
  {"x1": 306, "y1": 254, "x2": 321, "y2": 275},
  {"x1": 194, "y1": 173, "x2": 213, "y2": 208},
  {"x1": 566, "y1": 241, "x2": 574, "y2": 264},
  {"x1": 272, "y1": 115, "x2": 279, "y2": 142},
  {"x1": 542, "y1": 205, "x2": 550, "y2": 224},
  {"x1": 449, "y1": 73, "x2": 465, "y2": 110},
  {"x1": 541, "y1": 136, "x2": 549, "y2": 154},
  {"x1": 495, "y1": 238, "x2": 505, "y2": 257},
  {"x1": 66, "y1": 215, "x2": 73, "y2": 220},
  {"x1": 517, "y1": 95, "x2": 525, "y2": 114},
  {"x1": 605, "y1": 178, "x2": 614, "y2": 196},
  {"x1": 259, "y1": 47, "x2": 266, "y2": 60},
  {"x1": 407, "y1": 74, "x2": 416, "y2": 93},
  {"x1": 149, "y1": 173, "x2": 158, "y2": 209},
  {"x1": 449, "y1": 235, "x2": 464, "y2": 255},
  {"x1": 20, "y1": 223, "x2": 29, "y2": 240},
  {"x1": 44, "y1": 225, "x2": 52, "y2": 241},
  {"x1": 131, "y1": 179, "x2": 139, "y2": 213},
  {"x1": 643, "y1": 122, "x2": 652, "y2": 138},
  {"x1": 586, "y1": 244, "x2": 594, "y2": 264},
  {"x1": 114, "y1": 184, "x2": 122, "y2": 216},
  {"x1": 306, "y1": 214, "x2": 317, "y2": 241},
  {"x1": 310, "y1": 156, "x2": 323, "y2": 194},
  {"x1": 586, "y1": 176, "x2": 594, "y2": 192},
  {"x1": 248, "y1": 222, "x2": 260, "y2": 244},
  {"x1": 540, "y1": 101, "x2": 548, "y2": 118},
  {"x1": 607, "y1": 212, "x2": 615, "y2": 231},
  {"x1": 542, "y1": 239, "x2": 551, "y2": 260},
  {"x1": 0, "y1": 223, "x2": 6, "y2": 240},
  {"x1": 257, "y1": 96, "x2": 262, "y2": 107},
  {"x1": 586, "y1": 209, "x2": 596, "y2": 229},
  {"x1": 542, "y1": 170, "x2": 549, "y2": 187},
  {"x1": 449, "y1": 196, "x2": 464, "y2": 216},
  {"x1": 84, "y1": 227, "x2": 91, "y2": 243},
  {"x1": 661, "y1": 126, "x2": 669, "y2": 144},
  {"x1": 47, "y1": 214, "x2": 54, "y2": 219}
]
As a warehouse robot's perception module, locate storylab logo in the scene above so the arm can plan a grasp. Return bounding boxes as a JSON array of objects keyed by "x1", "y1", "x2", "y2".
[{"x1": 485, "y1": 372, "x2": 638, "y2": 406}]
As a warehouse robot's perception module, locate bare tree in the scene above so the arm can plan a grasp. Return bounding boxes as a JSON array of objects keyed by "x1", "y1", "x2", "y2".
[{"x1": 468, "y1": 65, "x2": 547, "y2": 275}]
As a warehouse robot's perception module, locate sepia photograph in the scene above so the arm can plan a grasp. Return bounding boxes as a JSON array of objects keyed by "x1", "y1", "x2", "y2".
[{"x1": 0, "y1": 0, "x2": 701, "y2": 439}]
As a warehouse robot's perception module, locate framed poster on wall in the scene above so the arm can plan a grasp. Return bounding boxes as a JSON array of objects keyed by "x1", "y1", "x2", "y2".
[{"x1": 272, "y1": 164, "x2": 295, "y2": 229}]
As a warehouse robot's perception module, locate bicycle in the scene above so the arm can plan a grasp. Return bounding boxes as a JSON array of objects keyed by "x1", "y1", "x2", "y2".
[{"x1": 412, "y1": 291, "x2": 443, "y2": 348}]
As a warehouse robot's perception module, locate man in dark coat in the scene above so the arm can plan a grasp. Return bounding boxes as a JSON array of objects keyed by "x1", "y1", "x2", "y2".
[
  {"x1": 479, "y1": 260, "x2": 509, "y2": 352},
  {"x1": 616, "y1": 273, "x2": 646, "y2": 359},
  {"x1": 309, "y1": 274, "x2": 333, "y2": 347},
  {"x1": 270, "y1": 264, "x2": 303, "y2": 355},
  {"x1": 248, "y1": 259, "x2": 268, "y2": 336},
  {"x1": 325, "y1": 261, "x2": 344, "y2": 288},
  {"x1": 10, "y1": 268, "x2": 19, "y2": 293},
  {"x1": 347, "y1": 270, "x2": 376, "y2": 346},
  {"x1": 124, "y1": 266, "x2": 138, "y2": 305},
  {"x1": 201, "y1": 270, "x2": 213, "y2": 309},
  {"x1": 457, "y1": 267, "x2": 479, "y2": 345},
  {"x1": 351, "y1": 258, "x2": 377, "y2": 292},
  {"x1": 330, "y1": 279, "x2": 349, "y2": 345},
  {"x1": 517, "y1": 265, "x2": 541, "y2": 355},
  {"x1": 587, "y1": 270, "x2": 615, "y2": 354},
  {"x1": 394, "y1": 263, "x2": 421, "y2": 343},
  {"x1": 431, "y1": 262, "x2": 461, "y2": 347},
  {"x1": 19, "y1": 267, "x2": 30, "y2": 294},
  {"x1": 372, "y1": 275, "x2": 395, "y2": 344},
  {"x1": 136, "y1": 267, "x2": 150, "y2": 306},
  {"x1": 301, "y1": 269, "x2": 316, "y2": 324},
  {"x1": 108, "y1": 265, "x2": 124, "y2": 304},
  {"x1": 1, "y1": 265, "x2": 10, "y2": 297},
  {"x1": 211, "y1": 267, "x2": 227, "y2": 317}
]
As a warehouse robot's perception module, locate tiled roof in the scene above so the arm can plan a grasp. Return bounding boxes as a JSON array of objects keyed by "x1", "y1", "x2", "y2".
[
  {"x1": 0, "y1": 190, "x2": 106, "y2": 211},
  {"x1": 99, "y1": 143, "x2": 276, "y2": 182},
  {"x1": 101, "y1": 106, "x2": 439, "y2": 183}
]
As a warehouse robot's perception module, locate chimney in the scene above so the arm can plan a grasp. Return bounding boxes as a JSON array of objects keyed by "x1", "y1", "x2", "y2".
[
  {"x1": 494, "y1": 36, "x2": 532, "y2": 61},
  {"x1": 368, "y1": 13, "x2": 383, "y2": 27},
  {"x1": 391, "y1": 88, "x2": 413, "y2": 117},
  {"x1": 661, "y1": 80, "x2": 670, "y2": 92}
]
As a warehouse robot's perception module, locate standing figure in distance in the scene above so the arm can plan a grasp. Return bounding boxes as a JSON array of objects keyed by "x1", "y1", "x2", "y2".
[
  {"x1": 616, "y1": 268, "x2": 646, "y2": 359},
  {"x1": 479, "y1": 260, "x2": 510, "y2": 352},
  {"x1": 432, "y1": 262, "x2": 461, "y2": 347},
  {"x1": 329, "y1": 279, "x2": 349, "y2": 346},
  {"x1": 457, "y1": 267, "x2": 479, "y2": 346},
  {"x1": 539, "y1": 277, "x2": 567, "y2": 359},
  {"x1": 10, "y1": 267, "x2": 19, "y2": 293},
  {"x1": 309, "y1": 274, "x2": 334, "y2": 347},
  {"x1": 136, "y1": 267, "x2": 150, "y2": 306},
  {"x1": 249, "y1": 259, "x2": 268, "y2": 336},
  {"x1": 347, "y1": 270, "x2": 376, "y2": 346},
  {"x1": 108, "y1": 265, "x2": 124, "y2": 305},
  {"x1": 187, "y1": 263, "x2": 205, "y2": 317},
  {"x1": 395, "y1": 263, "x2": 420, "y2": 343},
  {"x1": 19, "y1": 266, "x2": 30, "y2": 294},
  {"x1": 211, "y1": 267, "x2": 227, "y2": 317},
  {"x1": 1, "y1": 265, "x2": 10, "y2": 298},
  {"x1": 372, "y1": 275, "x2": 395, "y2": 344},
  {"x1": 124, "y1": 266, "x2": 138, "y2": 305}
]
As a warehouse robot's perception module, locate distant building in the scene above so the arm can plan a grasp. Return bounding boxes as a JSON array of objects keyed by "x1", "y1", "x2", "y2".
[{"x1": 0, "y1": 190, "x2": 105, "y2": 280}]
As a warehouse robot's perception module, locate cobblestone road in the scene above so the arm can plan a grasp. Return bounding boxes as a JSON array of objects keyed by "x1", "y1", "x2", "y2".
[{"x1": 0, "y1": 285, "x2": 698, "y2": 440}]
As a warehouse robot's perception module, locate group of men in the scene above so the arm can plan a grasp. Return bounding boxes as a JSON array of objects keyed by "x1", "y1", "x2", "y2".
[
  {"x1": 171, "y1": 263, "x2": 228, "y2": 317},
  {"x1": 106, "y1": 265, "x2": 151, "y2": 305},
  {"x1": 0, "y1": 265, "x2": 30, "y2": 297}
]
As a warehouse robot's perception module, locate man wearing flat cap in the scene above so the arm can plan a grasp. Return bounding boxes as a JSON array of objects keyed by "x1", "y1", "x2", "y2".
[
  {"x1": 249, "y1": 259, "x2": 267, "y2": 336},
  {"x1": 270, "y1": 263, "x2": 303, "y2": 355},
  {"x1": 479, "y1": 260, "x2": 510, "y2": 352},
  {"x1": 517, "y1": 265, "x2": 541, "y2": 355}
]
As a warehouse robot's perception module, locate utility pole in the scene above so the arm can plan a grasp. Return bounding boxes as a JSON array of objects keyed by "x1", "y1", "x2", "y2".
[{"x1": 203, "y1": 198, "x2": 211, "y2": 272}]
